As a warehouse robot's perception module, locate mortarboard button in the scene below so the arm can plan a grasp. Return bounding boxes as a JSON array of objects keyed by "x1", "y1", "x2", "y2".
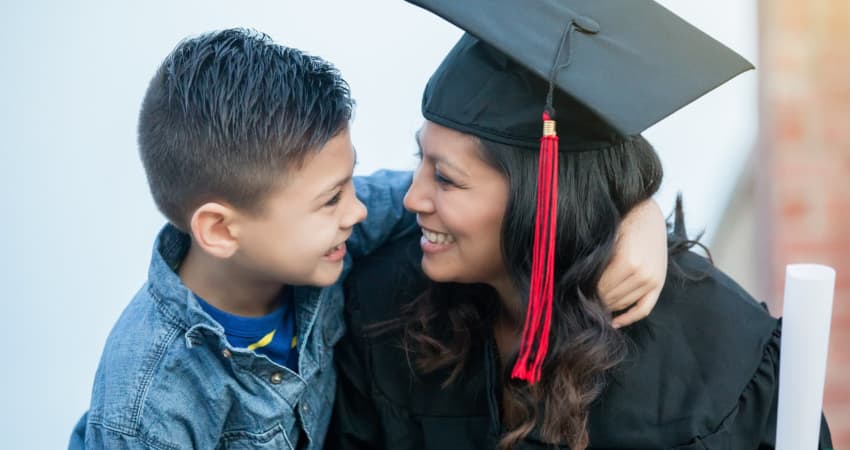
[{"x1": 572, "y1": 16, "x2": 600, "y2": 34}]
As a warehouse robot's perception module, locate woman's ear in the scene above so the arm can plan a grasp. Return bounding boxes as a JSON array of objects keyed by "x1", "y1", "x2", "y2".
[{"x1": 188, "y1": 202, "x2": 240, "y2": 259}]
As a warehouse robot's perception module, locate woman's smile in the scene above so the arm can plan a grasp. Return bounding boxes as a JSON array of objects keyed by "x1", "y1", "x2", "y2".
[{"x1": 419, "y1": 226, "x2": 457, "y2": 253}]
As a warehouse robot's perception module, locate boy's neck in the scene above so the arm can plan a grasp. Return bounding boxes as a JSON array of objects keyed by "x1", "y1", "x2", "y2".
[{"x1": 178, "y1": 242, "x2": 284, "y2": 317}]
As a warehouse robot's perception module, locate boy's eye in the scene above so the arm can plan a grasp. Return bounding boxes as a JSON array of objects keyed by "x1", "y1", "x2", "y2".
[{"x1": 325, "y1": 191, "x2": 342, "y2": 207}]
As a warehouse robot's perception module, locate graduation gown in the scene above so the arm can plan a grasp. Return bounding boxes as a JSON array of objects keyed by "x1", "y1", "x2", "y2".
[{"x1": 327, "y1": 235, "x2": 833, "y2": 449}]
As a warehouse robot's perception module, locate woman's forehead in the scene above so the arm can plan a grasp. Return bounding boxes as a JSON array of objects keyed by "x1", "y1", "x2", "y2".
[{"x1": 418, "y1": 121, "x2": 479, "y2": 156}]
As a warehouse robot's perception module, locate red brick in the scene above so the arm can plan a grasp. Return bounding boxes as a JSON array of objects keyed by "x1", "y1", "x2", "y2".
[
  {"x1": 781, "y1": 197, "x2": 808, "y2": 219},
  {"x1": 827, "y1": 326, "x2": 850, "y2": 363},
  {"x1": 782, "y1": 241, "x2": 850, "y2": 256},
  {"x1": 776, "y1": 0, "x2": 811, "y2": 33},
  {"x1": 821, "y1": 109, "x2": 850, "y2": 150},
  {"x1": 815, "y1": 70, "x2": 850, "y2": 105},
  {"x1": 776, "y1": 107, "x2": 806, "y2": 142},
  {"x1": 759, "y1": 0, "x2": 850, "y2": 442},
  {"x1": 825, "y1": 0, "x2": 850, "y2": 36},
  {"x1": 774, "y1": 156, "x2": 834, "y2": 179},
  {"x1": 822, "y1": 402, "x2": 850, "y2": 448}
]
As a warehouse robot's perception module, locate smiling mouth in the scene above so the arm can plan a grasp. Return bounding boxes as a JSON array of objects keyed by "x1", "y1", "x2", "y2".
[
  {"x1": 422, "y1": 228, "x2": 456, "y2": 245},
  {"x1": 325, "y1": 242, "x2": 345, "y2": 255}
]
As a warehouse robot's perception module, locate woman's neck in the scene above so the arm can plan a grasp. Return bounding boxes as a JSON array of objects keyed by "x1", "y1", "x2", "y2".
[
  {"x1": 491, "y1": 276, "x2": 523, "y2": 327},
  {"x1": 490, "y1": 276, "x2": 524, "y2": 364}
]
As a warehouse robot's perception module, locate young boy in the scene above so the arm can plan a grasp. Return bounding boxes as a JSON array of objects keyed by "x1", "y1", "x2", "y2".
[
  {"x1": 70, "y1": 28, "x2": 667, "y2": 450},
  {"x1": 70, "y1": 29, "x2": 416, "y2": 449}
]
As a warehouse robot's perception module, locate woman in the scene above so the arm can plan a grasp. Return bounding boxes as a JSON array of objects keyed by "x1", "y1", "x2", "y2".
[{"x1": 328, "y1": 1, "x2": 833, "y2": 449}]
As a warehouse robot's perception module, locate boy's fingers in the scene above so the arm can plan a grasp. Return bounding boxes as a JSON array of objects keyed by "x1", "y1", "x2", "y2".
[
  {"x1": 612, "y1": 290, "x2": 660, "y2": 328},
  {"x1": 598, "y1": 252, "x2": 639, "y2": 296},
  {"x1": 608, "y1": 282, "x2": 653, "y2": 312},
  {"x1": 601, "y1": 272, "x2": 641, "y2": 309},
  {"x1": 597, "y1": 269, "x2": 622, "y2": 298}
]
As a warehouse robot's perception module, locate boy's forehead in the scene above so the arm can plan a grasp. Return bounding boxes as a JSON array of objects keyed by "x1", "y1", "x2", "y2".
[{"x1": 279, "y1": 131, "x2": 356, "y2": 197}]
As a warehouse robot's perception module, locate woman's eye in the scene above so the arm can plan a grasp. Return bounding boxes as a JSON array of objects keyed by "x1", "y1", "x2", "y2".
[{"x1": 434, "y1": 171, "x2": 453, "y2": 186}]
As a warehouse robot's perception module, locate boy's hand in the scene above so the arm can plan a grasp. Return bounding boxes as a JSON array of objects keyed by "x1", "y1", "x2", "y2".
[{"x1": 598, "y1": 199, "x2": 668, "y2": 328}]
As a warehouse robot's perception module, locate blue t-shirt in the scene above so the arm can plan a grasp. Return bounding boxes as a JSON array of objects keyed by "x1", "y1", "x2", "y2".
[{"x1": 196, "y1": 289, "x2": 298, "y2": 372}]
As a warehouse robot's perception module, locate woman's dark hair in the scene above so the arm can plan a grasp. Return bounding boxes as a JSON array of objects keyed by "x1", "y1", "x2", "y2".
[{"x1": 401, "y1": 135, "x2": 663, "y2": 449}]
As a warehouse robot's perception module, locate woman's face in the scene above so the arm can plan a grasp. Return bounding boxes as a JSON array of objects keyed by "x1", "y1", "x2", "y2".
[{"x1": 404, "y1": 120, "x2": 510, "y2": 287}]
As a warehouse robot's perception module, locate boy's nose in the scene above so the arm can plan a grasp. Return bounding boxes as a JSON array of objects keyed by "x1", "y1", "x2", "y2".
[{"x1": 344, "y1": 195, "x2": 367, "y2": 229}]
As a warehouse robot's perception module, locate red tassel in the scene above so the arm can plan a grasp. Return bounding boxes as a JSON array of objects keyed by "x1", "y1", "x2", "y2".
[{"x1": 512, "y1": 112, "x2": 558, "y2": 384}]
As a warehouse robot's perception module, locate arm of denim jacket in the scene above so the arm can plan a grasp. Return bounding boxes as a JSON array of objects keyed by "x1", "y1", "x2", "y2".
[
  {"x1": 348, "y1": 170, "x2": 418, "y2": 258},
  {"x1": 78, "y1": 421, "x2": 178, "y2": 450},
  {"x1": 67, "y1": 412, "x2": 87, "y2": 450},
  {"x1": 79, "y1": 414, "x2": 219, "y2": 450}
]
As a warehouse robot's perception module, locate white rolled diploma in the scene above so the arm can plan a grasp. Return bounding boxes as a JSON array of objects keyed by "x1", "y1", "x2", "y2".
[{"x1": 776, "y1": 264, "x2": 835, "y2": 450}]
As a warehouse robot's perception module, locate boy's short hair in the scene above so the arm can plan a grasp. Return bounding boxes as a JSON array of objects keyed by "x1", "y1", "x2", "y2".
[{"x1": 138, "y1": 28, "x2": 354, "y2": 230}]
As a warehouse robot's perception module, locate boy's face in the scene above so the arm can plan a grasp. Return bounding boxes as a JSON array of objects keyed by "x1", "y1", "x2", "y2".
[{"x1": 233, "y1": 127, "x2": 366, "y2": 287}]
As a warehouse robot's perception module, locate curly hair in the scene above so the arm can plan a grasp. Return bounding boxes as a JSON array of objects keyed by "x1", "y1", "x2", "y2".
[{"x1": 401, "y1": 135, "x2": 663, "y2": 449}]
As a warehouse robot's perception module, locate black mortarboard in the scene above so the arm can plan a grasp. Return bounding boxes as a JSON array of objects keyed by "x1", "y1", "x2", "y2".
[
  {"x1": 410, "y1": 0, "x2": 754, "y2": 150},
  {"x1": 405, "y1": 0, "x2": 754, "y2": 384}
]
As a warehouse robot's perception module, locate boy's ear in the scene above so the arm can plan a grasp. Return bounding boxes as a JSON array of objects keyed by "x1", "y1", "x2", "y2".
[{"x1": 189, "y1": 202, "x2": 240, "y2": 259}]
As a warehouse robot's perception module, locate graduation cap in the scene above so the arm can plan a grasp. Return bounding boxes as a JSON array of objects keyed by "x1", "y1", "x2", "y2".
[{"x1": 406, "y1": 0, "x2": 754, "y2": 384}]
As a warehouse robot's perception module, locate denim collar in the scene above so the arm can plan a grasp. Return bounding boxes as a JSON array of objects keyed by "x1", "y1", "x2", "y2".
[
  {"x1": 145, "y1": 224, "x2": 219, "y2": 333},
  {"x1": 145, "y1": 224, "x2": 327, "y2": 372}
]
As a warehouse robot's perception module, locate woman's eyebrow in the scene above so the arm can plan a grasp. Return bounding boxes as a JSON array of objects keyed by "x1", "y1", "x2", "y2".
[{"x1": 415, "y1": 133, "x2": 470, "y2": 177}]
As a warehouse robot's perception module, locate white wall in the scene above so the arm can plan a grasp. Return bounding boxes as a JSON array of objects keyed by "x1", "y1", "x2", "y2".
[
  {"x1": 0, "y1": 1, "x2": 755, "y2": 448},
  {"x1": 645, "y1": 2, "x2": 759, "y2": 243}
]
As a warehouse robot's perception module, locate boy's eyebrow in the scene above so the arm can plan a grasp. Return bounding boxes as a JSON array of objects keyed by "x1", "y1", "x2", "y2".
[
  {"x1": 414, "y1": 130, "x2": 423, "y2": 158},
  {"x1": 315, "y1": 146, "x2": 357, "y2": 200},
  {"x1": 415, "y1": 132, "x2": 469, "y2": 177}
]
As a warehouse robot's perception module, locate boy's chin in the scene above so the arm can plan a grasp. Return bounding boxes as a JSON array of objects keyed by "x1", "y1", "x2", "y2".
[{"x1": 306, "y1": 264, "x2": 345, "y2": 287}]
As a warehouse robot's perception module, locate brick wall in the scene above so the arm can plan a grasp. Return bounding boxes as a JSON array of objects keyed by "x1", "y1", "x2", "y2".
[{"x1": 759, "y1": 0, "x2": 850, "y2": 445}]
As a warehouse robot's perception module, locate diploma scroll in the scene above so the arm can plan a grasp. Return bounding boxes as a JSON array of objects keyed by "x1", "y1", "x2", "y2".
[{"x1": 775, "y1": 264, "x2": 835, "y2": 450}]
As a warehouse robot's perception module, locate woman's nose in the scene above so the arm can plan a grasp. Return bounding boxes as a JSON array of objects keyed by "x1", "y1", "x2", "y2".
[{"x1": 403, "y1": 167, "x2": 434, "y2": 214}]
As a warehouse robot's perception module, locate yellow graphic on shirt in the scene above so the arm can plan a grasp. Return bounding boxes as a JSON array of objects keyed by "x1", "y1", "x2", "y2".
[
  {"x1": 291, "y1": 336, "x2": 298, "y2": 349},
  {"x1": 247, "y1": 330, "x2": 276, "y2": 351}
]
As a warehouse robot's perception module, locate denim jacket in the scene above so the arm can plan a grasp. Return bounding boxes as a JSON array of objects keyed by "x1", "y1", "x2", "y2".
[{"x1": 70, "y1": 170, "x2": 415, "y2": 450}]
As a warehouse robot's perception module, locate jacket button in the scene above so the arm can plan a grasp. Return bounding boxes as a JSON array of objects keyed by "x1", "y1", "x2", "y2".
[
  {"x1": 573, "y1": 15, "x2": 601, "y2": 34},
  {"x1": 221, "y1": 349, "x2": 232, "y2": 359},
  {"x1": 301, "y1": 404, "x2": 309, "y2": 413},
  {"x1": 270, "y1": 372, "x2": 283, "y2": 384}
]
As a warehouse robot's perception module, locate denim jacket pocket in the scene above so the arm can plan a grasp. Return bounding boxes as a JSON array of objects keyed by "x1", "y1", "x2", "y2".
[{"x1": 217, "y1": 424, "x2": 294, "y2": 450}]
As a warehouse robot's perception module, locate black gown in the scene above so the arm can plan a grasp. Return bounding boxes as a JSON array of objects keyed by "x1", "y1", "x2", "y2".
[{"x1": 327, "y1": 235, "x2": 833, "y2": 449}]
